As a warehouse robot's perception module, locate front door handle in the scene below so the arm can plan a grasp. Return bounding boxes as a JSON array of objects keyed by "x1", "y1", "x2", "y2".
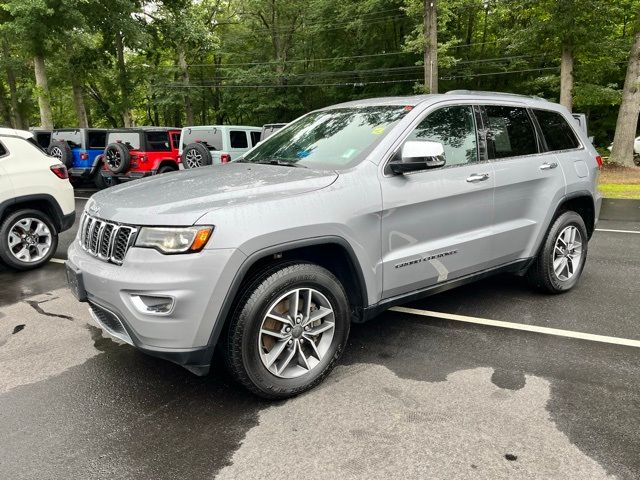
[
  {"x1": 540, "y1": 162, "x2": 558, "y2": 170},
  {"x1": 466, "y1": 173, "x2": 490, "y2": 183}
]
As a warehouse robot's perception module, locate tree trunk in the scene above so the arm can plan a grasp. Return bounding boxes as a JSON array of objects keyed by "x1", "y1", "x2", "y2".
[
  {"x1": 0, "y1": 81, "x2": 13, "y2": 126},
  {"x1": 177, "y1": 46, "x2": 194, "y2": 126},
  {"x1": 610, "y1": 12, "x2": 640, "y2": 168},
  {"x1": 559, "y1": 41, "x2": 574, "y2": 111},
  {"x1": 2, "y1": 39, "x2": 23, "y2": 129},
  {"x1": 70, "y1": 74, "x2": 89, "y2": 128},
  {"x1": 423, "y1": 0, "x2": 438, "y2": 93},
  {"x1": 115, "y1": 31, "x2": 133, "y2": 127},
  {"x1": 33, "y1": 54, "x2": 53, "y2": 129}
]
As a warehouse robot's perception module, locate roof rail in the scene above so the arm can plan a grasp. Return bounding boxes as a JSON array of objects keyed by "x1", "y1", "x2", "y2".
[{"x1": 444, "y1": 90, "x2": 547, "y2": 101}]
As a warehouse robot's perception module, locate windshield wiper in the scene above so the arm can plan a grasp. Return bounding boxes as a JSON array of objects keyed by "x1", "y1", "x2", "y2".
[{"x1": 251, "y1": 158, "x2": 307, "y2": 168}]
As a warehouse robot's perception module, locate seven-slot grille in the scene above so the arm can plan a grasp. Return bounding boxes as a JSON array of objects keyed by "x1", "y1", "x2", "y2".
[{"x1": 79, "y1": 214, "x2": 137, "y2": 265}]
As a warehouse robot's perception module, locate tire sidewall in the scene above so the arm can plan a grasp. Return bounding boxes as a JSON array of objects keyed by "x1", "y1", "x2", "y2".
[
  {"x1": 0, "y1": 209, "x2": 58, "y2": 270},
  {"x1": 541, "y1": 212, "x2": 588, "y2": 292},
  {"x1": 183, "y1": 143, "x2": 212, "y2": 168},
  {"x1": 235, "y1": 265, "x2": 350, "y2": 397},
  {"x1": 104, "y1": 143, "x2": 130, "y2": 174},
  {"x1": 47, "y1": 140, "x2": 73, "y2": 168}
]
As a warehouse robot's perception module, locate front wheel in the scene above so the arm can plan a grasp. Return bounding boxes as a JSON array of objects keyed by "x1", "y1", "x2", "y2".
[
  {"x1": 0, "y1": 209, "x2": 58, "y2": 270},
  {"x1": 224, "y1": 262, "x2": 350, "y2": 399},
  {"x1": 527, "y1": 211, "x2": 588, "y2": 293}
]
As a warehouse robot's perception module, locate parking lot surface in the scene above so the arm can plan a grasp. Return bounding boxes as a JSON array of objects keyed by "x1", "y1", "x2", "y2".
[{"x1": 0, "y1": 193, "x2": 639, "y2": 479}]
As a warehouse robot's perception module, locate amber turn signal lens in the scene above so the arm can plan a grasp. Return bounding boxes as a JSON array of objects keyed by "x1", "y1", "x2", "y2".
[{"x1": 190, "y1": 228, "x2": 213, "y2": 252}]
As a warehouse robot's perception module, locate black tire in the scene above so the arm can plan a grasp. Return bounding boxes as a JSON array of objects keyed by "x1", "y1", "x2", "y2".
[
  {"x1": 104, "y1": 143, "x2": 130, "y2": 174},
  {"x1": 527, "y1": 211, "x2": 588, "y2": 294},
  {"x1": 0, "y1": 209, "x2": 58, "y2": 270},
  {"x1": 182, "y1": 143, "x2": 212, "y2": 169},
  {"x1": 224, "y1": 262, "x2": 350, "y2": 399},
  {"x1": 93, "y1": 172, "x2": 107, "y2": 189},
  {"x1": 157, "y1": 164, "x2": 177, "y2": 174},
  {"x1": 47, "y1": 140, "x2": 73, "y2": 168}
]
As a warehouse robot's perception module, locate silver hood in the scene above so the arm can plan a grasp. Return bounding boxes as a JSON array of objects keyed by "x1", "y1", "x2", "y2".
[{"x1": 87, "y1": 163, "x2": 338, "y2": 226}]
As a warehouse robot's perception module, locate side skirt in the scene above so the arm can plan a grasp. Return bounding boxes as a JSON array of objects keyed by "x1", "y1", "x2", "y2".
[{"x1": 360, "y1": 258, "x2": 533, "y2": 323}]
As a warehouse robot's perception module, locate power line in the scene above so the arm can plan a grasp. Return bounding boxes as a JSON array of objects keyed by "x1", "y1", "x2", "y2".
[
  {"x1": 440, "y1": 66, "x2": 559, "y2": 80},
  {"x1": 158, "y1": 78, "x2": 425, "y2": 89}
]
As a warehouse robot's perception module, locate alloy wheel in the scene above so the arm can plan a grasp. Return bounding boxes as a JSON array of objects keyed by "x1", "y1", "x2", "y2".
[
  {"x1": 258, "y1": 288, "x2": 335, "y2": 379},
  {"x1": 185, "y1": 149, "x2": 203, "y2": 168},
  {"x1": 7, "y1": 218, "x2": 53, "y2": 263},
  {"x1": 553, "y1": 225, "x2": 583, "y2": 281}
]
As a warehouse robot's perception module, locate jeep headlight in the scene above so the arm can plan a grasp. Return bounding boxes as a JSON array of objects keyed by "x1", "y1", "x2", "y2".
[{"x1": 135, "y1": 226, "x2": 213, "y2": 254}]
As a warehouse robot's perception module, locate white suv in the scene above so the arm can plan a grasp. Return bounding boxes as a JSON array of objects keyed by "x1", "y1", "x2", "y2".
[
  {"x1": 178, "y1": 125, "x2": 261, "y2": 169},
  {"x1": 0, "y1": 128, "x2": 75, "y2": 270}
]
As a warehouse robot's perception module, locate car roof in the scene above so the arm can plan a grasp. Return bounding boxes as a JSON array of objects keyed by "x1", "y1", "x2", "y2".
[
  {"x1": 53, "y1": 128, "x2": 109, "y2": 133},
  {"x1": 181, "y1": 125, "x2": 261, "y2": 131},
  {"x1": 0, "y1": 127, "x2": 34, "y2": 139},
  {"x1": 323, "y1": 90, "x2": 554, "y2": 109},
  {"x1": 108, "y1": 127, "x2": 181, "y2": 133}
]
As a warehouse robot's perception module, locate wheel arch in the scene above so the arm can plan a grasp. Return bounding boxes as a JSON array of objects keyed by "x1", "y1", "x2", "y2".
[
  {"x1": 0, "y1": 194, "x2": 64, "y2": 233},
  {"x1": 207, "y1": 236, "x2": 369, "y2": 358},
  {"x1": 554, "y1": 191, "x2": 596, "y2": 239},
  {"x1": 156, "y1": 159, "x2": 179, "y2": 172}
]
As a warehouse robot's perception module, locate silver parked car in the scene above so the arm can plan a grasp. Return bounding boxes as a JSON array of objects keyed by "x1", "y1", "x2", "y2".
[
  {"x1": 66, "y1": 91, "x2": 602, "y2": 398},
  {"x1": 178, "y1": 125, "x2": 261, "y2": 168}
]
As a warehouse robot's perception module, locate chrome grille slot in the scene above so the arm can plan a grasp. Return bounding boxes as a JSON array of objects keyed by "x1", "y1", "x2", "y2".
[{"x1": 79, "y1": 213, "x2": 137, "y2": 265}]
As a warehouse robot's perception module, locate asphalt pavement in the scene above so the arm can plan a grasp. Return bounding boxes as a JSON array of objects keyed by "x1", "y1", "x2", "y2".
[{"x1": 0, "y1": 194, "x2": 638, "y2": 479}]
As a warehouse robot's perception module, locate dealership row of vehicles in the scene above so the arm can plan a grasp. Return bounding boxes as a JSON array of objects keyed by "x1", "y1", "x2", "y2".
[{"x1": 34, "y1": 123, "x2": 286, "y2": 188}]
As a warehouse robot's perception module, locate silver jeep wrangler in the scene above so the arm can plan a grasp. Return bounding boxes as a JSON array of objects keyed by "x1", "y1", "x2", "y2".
[{"x1": 66, "y1": 91, "x2": 602, "y2": 398}]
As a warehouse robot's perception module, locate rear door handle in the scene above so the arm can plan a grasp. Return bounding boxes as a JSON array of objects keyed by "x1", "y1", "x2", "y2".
[
  {"x1": 540, "y1": 162, "x2": 558, "y2": 170},
  {"x1": 466, "y1": 173, "x2": 490, "y2": 183}
]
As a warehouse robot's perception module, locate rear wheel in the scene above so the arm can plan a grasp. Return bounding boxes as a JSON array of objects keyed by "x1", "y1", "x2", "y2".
[
  {"x1": 527, "y1": 211, "x2": 588, "y2": 293},
  {"x1": 224, "y1": 262, "x2": 350, "y2": 399},
  {"x1": 157, "y1": 164, "x2": 177, "y2": 174},
  {"x1": 0, "y1": 209, "x2": 58, "y2": 270}
]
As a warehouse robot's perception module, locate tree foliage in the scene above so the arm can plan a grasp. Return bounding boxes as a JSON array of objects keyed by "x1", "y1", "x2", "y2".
[{"x1": 0, "y1": 0, "x2": 637, "y2": 148}]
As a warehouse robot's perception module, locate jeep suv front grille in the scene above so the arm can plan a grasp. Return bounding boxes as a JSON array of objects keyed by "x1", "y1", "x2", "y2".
[{"x1": 79, "y1": 214, "x2": 138, "y2": 265}]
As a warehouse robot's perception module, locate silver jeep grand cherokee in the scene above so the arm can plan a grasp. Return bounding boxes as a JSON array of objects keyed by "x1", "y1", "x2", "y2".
[{"x1": 66, "y1": 91, "x2": 602, "y2": 398}]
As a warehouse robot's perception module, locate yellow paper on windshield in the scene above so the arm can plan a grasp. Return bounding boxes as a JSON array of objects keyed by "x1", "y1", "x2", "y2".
[{"x1": 372, "y1": 126, "x2": 385, "y2": 135}]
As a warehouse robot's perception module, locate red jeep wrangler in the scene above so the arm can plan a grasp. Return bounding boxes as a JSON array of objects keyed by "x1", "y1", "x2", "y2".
[{"x1": 100, "y1": 127, "x2": 181, "y2": 184}]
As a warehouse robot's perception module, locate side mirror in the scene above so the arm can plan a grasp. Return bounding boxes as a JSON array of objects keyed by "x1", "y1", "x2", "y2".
[{"x1": 389, "y1": 140, "x2": 446, "y2": 174}]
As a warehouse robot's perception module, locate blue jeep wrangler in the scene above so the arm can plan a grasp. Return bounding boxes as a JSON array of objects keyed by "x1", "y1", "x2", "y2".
[{"x1": 47, "y1": 129, "x2": 108, "y2": 188}]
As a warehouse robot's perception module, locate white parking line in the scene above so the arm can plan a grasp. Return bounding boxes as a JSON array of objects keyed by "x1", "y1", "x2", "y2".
[
  {"x1": 49, "y1": 258, "x2": 66, "y2": 264},
  {"x1": 389, "y1": 306, "x2": 640, "y2": 348},
  {"x1": 74, "y1": 197, "x2": 90, "y2": 200},
  {"x1": 595, "y1": 228, "x2": 640, "y2": 234}
]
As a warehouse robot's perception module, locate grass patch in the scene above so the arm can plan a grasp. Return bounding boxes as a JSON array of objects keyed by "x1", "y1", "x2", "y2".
[
  {"x1": 598, "y1": 165, "x2": 640, "y2": 199},
  {"x1": 598, "y1": 183, "x2": 640, "y2": 199}
]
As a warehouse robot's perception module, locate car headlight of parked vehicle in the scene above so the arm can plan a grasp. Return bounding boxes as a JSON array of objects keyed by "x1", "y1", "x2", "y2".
[{"x1": 135, "y1": 226, "x2": 213, "y2": 254}]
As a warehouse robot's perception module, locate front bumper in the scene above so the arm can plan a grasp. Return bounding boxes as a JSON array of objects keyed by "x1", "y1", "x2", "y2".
[{"x1": 67, "y1": 240, "x2": 247, "y2": 373}]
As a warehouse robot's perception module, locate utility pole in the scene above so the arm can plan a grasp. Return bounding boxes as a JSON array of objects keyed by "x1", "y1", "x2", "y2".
[{"x1": 424, "y1": 0, "x2": 438, "y2": 93}]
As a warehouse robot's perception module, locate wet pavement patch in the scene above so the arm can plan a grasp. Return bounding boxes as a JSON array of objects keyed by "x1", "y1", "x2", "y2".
[{"x1": 85, "y1": 324, "x2": 121, "y2": 353}]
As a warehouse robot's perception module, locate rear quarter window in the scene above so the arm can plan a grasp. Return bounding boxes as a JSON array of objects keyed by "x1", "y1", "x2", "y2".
[
  {"x1": 87, "y1": 131, "x2": 106, "y2": 149},
  {"x1": 52, "y1": 130, "x2": 82, "y2": 148},
  {"x1": 145, "y1": 131, "x2": 171, "y2": 151},
  {"x1": 250, "y1": 131, "x2": 261, "y2": 147},
  {"x1": 534, "y1": 109, "x2": 581, "y2": 151},
  {"x1": 230, "y1": 130, "x2": 248, "y2": 149}
]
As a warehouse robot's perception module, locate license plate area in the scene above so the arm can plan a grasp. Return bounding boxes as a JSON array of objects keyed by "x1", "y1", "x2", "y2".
[{"x1": 66, "y1": 262, "x2": 88, "y2": 302}]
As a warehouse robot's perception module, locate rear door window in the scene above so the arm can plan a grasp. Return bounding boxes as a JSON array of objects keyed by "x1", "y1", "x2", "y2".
[
  {"x1": 52, "y1": 130, "x2": 82, "y2": 148},
  {"x1": 484, "y1": 106, "x2": 538, "y2": 159},
  {"x1": 87, "y1": 131, "x2": 106, "y2": 149},
  {"x1": 181, "y1": 128, "x2": 223, "y2": 150},
  {"x1": 145, "y1": 131, "x2": 171, "y2": 151},
  {"x1": 230, "y1": 130, "x2": 248, "y2": 149},
  {"x1": 250, "y1": 131, "x2": 261, "y2": 147},
  {"x1": 534, "y1": 109, "x2": 581, "y2": 151},
  {"x1": 107, "y1": 132, "x2": 141, "y2": 150}
]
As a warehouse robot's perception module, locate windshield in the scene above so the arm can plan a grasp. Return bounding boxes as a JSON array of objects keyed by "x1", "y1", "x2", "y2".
[{"x1": 241, "y1": 106, "x2": 410, "y2": 169}]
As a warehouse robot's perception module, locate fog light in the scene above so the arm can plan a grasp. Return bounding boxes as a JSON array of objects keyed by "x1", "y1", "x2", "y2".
[{"x1": 130, "y1": 294, "x2": 175, "y2": 315}]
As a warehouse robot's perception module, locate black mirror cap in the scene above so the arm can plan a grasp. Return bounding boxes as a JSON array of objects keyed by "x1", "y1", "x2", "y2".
[{"x1": 389, "y1": 156, "x2": 446, "y2": 175}]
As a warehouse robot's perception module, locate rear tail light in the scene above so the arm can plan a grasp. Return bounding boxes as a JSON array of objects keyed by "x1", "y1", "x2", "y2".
[
  {"x1": 595, "y1": 155, "x2": 603, "y2": 170},
  {"x1": 50, "y1": 164, "x2": 68, "y2": 179},
  {"x1": 220, "y1": 153, "x2": 231, "y2": 164},
  {"x1": 80, "y1": 152, "x2": 89, "y2": 160}
]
